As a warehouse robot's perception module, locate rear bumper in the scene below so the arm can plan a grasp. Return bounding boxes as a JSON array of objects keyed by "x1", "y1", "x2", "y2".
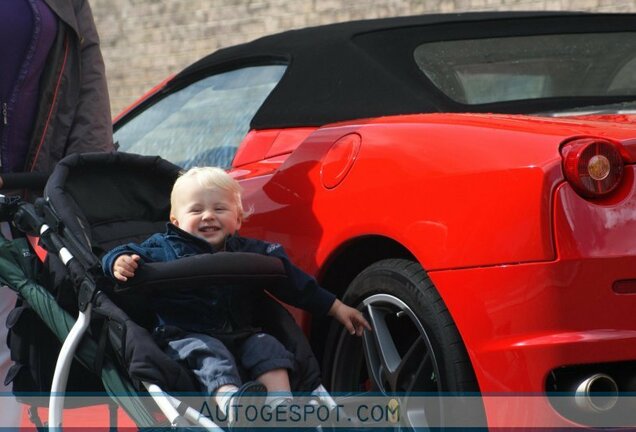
[
  {"x1": 432, "y1": 256, "x2": 636, "y2": 390},
  {"x1": 431, "y1": 256, "x2": 636, "y2": 427}
]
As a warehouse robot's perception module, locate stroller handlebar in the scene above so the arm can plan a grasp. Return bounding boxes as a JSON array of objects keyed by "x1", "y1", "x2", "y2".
[
  {"x1": 114, "y1": 252, "x2": 287, "y2": 293},
  {"x1": 0, "y1": 172, "x2": 49, "y2": 191}
]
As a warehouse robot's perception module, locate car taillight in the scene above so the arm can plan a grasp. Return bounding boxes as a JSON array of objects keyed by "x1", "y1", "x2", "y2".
[{"x1": 561, "y1": 138, "x2": 625, "y2": 198}]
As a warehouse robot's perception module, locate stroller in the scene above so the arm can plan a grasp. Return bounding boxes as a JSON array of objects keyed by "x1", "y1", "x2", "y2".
[{"x1": 0, "y1": 152, "x2": 339, "y2": 430}]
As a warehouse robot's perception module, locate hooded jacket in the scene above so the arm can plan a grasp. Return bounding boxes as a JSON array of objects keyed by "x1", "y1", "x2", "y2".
[{"x1": 26, "y1": 0, "x2": 113, "y2": 174}]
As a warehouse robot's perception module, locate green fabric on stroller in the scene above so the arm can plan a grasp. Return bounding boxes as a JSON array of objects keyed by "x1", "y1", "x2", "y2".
[{"x1": 0, "y1": 234, "x2": 157, "y2": 427}]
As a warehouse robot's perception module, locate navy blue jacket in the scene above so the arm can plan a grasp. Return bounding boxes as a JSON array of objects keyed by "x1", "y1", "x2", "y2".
[{"x1": 101, "y1": 224, "x2": 336, "y2": 331}]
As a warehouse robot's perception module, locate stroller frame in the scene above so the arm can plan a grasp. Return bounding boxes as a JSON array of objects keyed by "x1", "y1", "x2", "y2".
[{"x1": 0, "y1": 152, "x2": 339, "y2": 431}]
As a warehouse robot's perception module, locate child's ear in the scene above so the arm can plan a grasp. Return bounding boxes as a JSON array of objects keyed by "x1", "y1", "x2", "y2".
[{"x1": 170, "y1": 214, "x2": 179, "y2": 226}]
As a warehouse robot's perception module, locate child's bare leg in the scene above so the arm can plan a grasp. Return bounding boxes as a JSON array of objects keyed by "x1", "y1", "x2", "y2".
[
  {"x1": 257, "y1": 368, "x2": 291, "y2": 392},
  {"x1": 258, "y1": 368, "x2": 293, "y2": 409}
]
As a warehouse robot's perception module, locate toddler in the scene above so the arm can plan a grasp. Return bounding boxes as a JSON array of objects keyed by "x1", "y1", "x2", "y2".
[{"x1": 101, "y1": 167, "x2": 370, "y2": 421}]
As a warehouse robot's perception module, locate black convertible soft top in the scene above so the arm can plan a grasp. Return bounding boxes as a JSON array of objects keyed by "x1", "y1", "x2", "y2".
[{"x1": 167, "y1": 12, "x2": 636, "y2": 129}]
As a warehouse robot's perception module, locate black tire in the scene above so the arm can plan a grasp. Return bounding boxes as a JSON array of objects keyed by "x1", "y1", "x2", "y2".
[{"x1": 324, "y1": 259, "x2": 482, "y2": 428}]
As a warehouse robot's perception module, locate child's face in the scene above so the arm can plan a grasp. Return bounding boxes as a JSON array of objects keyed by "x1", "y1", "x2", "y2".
[{"x1": 170, "y1": 180, "x2": 242, "y2": 248}]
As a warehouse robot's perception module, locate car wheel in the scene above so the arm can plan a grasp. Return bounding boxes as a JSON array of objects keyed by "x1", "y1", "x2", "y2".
[{"x1": 325, "y1": 258, "x2": 480, "y2": 429}]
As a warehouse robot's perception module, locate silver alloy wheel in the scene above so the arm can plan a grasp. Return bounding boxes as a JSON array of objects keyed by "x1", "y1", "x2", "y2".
[{"x1": 331, "y1": 293, "x2": 443, "y2": 429}]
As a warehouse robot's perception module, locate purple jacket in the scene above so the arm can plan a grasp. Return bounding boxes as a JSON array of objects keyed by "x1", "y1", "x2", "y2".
[{"x1": 10, "y1": 0, "x2": 113, "y2": 177}]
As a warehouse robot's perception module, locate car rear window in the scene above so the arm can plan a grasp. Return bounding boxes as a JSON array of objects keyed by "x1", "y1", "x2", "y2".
[
  {"x1": 113, "y1": 64, "x2": 287, "y2": 169},
  {"x1": 414, "y1": 32, "x2": 636, "y2": 105}
]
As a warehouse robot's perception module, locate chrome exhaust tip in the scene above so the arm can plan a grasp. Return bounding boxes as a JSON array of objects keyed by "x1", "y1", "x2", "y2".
[{"x1": 574, "y1": 373, "x2": 619, "y2": 413}]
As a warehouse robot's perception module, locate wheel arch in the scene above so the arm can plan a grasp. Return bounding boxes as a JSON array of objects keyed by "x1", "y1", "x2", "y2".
[{"x1": 317, "y1": 235, "x2": 416, "y2": 299}]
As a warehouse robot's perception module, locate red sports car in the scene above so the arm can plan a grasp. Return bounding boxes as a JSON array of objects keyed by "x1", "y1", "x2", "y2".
[{"x1": 113, "y1": 11, "x2": 636, "y2": 428}]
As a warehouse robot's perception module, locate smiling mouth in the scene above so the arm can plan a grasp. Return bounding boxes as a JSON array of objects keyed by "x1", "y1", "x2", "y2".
[{"x1": 199, "y1": 226, "x2": 220, "y2": 233}]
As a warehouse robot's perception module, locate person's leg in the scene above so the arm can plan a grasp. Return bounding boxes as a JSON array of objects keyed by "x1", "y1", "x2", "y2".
[
  {"x1": 162, "y1": 330, "x2": 272, "y2": 425},
  {"x1": 164, "y1": 331, "x2": 246, "y2": 419},
  {"x1": 163, "y1": 332, "x2": 241, "y2": 391},
  {"x1": 238, "y1": 333, "x2": 295, "y2": 408},
  {"x1": 256, "y1": 368, "x2": 290, "y2": 393},
  {"x1": 238, "y1": 333, "x2": 295, "y2": 384}
]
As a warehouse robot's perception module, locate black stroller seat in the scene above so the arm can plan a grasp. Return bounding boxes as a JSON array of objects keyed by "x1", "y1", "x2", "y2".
[{"x1": 0, "y1": 152, "x2": 333, "y2": 430}]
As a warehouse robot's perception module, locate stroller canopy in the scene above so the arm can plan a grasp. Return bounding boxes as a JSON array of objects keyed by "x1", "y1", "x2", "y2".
[{"x1": 44, "y1": 152, "x2": 181, "y2": 257}]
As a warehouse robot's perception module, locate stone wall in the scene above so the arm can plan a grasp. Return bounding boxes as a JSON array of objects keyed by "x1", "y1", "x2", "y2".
[{"x1": 89, "y1": 0, "x2": 636, "y2": 116}]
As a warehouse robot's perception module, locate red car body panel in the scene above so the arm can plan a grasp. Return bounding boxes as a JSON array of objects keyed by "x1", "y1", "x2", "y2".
[
  {"x1": 235, "y1": 114, "x2": 636, "y2": 269},
  {"x1": 224, "y1": 113, "x2": 636, "y2": 426}
]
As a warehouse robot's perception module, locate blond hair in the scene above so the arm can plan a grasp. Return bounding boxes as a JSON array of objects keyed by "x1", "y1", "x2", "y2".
[{"x1": 171, "y1": 167, "x2": 251, "y2": 219}]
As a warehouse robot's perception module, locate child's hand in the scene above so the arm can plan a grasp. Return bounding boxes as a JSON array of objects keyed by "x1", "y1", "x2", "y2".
[
  {"x1": 328, "y1": 299, "x2": 372, "y2": 336},
  {"x1": 113, "y1": 254, "x2": 141, "y2": 282}
]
